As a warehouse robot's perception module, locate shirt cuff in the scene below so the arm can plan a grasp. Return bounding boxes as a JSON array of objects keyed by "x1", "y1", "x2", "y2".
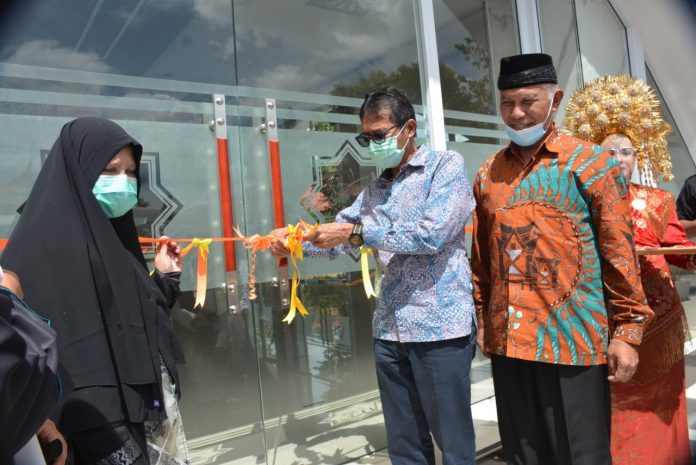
[
  {"x1": 612, "y1": 323, "x2": 644, "y2": 346},
  {"x1": 361, "y1": 223, "x2": 385, "y2": 247}
]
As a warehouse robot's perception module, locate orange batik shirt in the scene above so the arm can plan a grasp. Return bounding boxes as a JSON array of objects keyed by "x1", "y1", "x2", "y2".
[{"x1": 471, "y1": 127, "x2": 653, "y2": 366}]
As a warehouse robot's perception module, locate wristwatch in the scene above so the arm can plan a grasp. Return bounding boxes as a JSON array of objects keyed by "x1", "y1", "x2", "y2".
[{"x1": 348, "y1": 223, "x2": 365, "y2": 247}]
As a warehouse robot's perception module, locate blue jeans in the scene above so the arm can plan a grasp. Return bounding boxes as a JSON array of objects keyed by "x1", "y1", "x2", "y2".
[{"x1": 373, "y1": 334, "x2": 476, "y2": 465}]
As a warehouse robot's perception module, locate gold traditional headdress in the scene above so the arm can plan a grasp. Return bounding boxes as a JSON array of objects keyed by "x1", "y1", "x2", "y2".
[{"x1": 563, "y1": 75, "x2": 672, "y2": 181}]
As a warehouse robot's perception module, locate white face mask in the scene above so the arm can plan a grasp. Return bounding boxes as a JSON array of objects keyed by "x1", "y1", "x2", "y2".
[{"x1": 503, "y1": 91, "x2": 555, "y2": 147}]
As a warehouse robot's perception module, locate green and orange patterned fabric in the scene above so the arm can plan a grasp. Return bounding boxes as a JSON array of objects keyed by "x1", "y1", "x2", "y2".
[{"x1": 471, "y1": 126, "x2": 653, "y2": 366}]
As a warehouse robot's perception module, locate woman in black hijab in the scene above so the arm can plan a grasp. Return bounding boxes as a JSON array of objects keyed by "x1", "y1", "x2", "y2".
[{"x1": 1, "y1": 117, "x2": 188, "y2": 464}]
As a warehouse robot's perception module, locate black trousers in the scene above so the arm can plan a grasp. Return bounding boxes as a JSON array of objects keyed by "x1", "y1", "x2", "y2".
[{"x1": 491, "y1": 355, "x2": 611, "y2": 465}]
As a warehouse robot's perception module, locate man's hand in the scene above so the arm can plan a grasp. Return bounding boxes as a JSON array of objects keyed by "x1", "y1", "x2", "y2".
[
  {"x1": 269, "y1": 228, "x2": 290, "y2": 257},
  {"x1": 304, "y1": 223, "x2": 353, "y2": 249},
  {"x1": 36, "y1": 419, "x2": 67, "y2": 465},
  {"x1": 476, "y1": 325, "x2": 489, "y2": 358},
  {"x1": 155, "y1": 236, "x2": 182, "y2": 273},
  {"x1": 607, "y1": 339, "x2": 639, "y2": 382}
]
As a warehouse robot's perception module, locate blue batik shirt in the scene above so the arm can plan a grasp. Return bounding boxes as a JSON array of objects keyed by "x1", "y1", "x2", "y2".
[{"x1": 305, "y1": 146, "x2": 476, "y2": 342}]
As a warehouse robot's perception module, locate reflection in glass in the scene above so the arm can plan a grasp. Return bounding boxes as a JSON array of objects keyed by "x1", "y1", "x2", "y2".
[
  {"x1": 0, "y1": 2, "x2": 269, "y2": 464},
  {"x1": 434, "y1": 0, "x2": 520, "y2": 173},
  {"x1": 303, "y1": 141, "x2": 378, "y2": 224},
  {"x1": 646, "y1": 67, "x2": 696, "y2": 196},
  {"x1": 231, "y1": 1, "x2": 427, "y2": 463},
  {"x1": 573, "y1": 0, "x2": 630, "y2": 80},
  {"x1": 537, "y1": 0, "x2": 583, "y2": 123}
]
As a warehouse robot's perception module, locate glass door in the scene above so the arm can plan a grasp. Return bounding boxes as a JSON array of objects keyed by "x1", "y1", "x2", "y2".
[
  {"x1": 0, "y1": 2, "x2": 268, "y2": 464},
  {"x1": 228, "y1": 1, "x2": 429, "y2": 463}
]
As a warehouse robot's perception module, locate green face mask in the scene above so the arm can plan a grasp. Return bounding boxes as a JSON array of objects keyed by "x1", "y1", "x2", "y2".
[
  {"x1": 92, "y1": 174, "x2": 138, "y2": 218},
  {"x1": 368, "y1": 124, "x2": 407, "y2": 171}
]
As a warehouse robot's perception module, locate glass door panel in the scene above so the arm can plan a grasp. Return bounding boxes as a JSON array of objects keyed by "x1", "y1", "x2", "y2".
[
  {"x1": 230, "y1": 0, "x2": 428, "y2": 462},
  {"x1": 0, "y1": 2, "x2": 267, "y2": 464}
]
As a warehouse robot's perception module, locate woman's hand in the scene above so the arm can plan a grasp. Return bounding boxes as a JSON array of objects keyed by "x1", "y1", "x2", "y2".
[
  {"x1": 155, "y1": 236, "x2": 182, "y2": 273},
  {"x1": 0, "y1": 268, "x2": 23, "y2": 298},
  {"x1": 36, "y1": 419, "x2": 67, "y2": 465}
]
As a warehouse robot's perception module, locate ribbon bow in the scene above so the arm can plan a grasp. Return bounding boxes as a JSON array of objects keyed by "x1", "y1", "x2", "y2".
[
  {"x1": 181, "y1": 238, "x2": 212, "y2": 309},
  {"x1": 281, "y1": 222, "x2": 317, "y2": 324}
]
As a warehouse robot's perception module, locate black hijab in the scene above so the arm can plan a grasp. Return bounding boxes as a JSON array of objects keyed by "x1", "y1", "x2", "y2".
[{"x1": 1, "y1": 117, "x2": 169, "y2": 430}]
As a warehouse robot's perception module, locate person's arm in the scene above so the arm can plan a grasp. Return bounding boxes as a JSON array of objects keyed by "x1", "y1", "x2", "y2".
[
  {"x1": 360, "y1": 152, "x2": 473, "y2": 254},
  {"x1": 676, "y1": 177, "x2": 696, "y2": 238},
  {"x1": 678, "y1": 219, "x2": 696, "y2": 239},
  {"x1": 659, "y1": 206, "x2": 696, "y2": 269},
  {"x1": 269, "y1": 227, "x2": 353, "y2": 260},
  {"x1": 0, "y1": 284, "x2": 59, "y2": 461},
  {"x1": 470, "y1": 171, "x2": 490, "y2": 356},
  {"x1": 36, "y1": 419, "x2": 67, "y2": 465},
  {"x1": 584, "y1": 159, "x2": 653, "y2": 381},
  {"x1": 153, "y1": 237, "x2": 182, "y2": 308},
  {"x1": 152, "y1": 270, "x2": 181, "y2": 308}
]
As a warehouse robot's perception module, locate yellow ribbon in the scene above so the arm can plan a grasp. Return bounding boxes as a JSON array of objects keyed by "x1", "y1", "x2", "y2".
[
  {"x1": 281, "y1": 223, "x2": 313, "y2": 324},
  {"x1": 181, "y1": 238, "x2": 212, "y2": 309},
  {"x1": 361, "y1": 246, "x2": 378, "y2": 299}
]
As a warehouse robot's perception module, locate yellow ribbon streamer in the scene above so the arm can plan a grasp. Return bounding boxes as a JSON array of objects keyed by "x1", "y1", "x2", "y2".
[
  {"x1": 181, "y1": 238, "x2": 212, "y2": 309},
  {"x1": 281, "y1": 223, "x2": 315, "y2": 324},
  {"x1": 361, "y1": 246, "x2": 378, "y2": 299}
]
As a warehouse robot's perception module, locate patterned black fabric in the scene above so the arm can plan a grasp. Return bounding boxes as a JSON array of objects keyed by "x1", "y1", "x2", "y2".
[
  {"x1": 95, "y1": 435, "x2": 144, "y2": 465},
  {"x1": 498, "y1": 53, "x2": 557, "y2": 90}
]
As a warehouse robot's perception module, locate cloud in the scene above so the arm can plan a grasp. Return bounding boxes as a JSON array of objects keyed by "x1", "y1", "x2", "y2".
[
  {"x1": 191, "y1": 0, "x2": 233, "y2": 27},
  {"x1": 8, "y1": 39, "x2": 112, "y2": 72},
  {"x1": 254, "y1": 64, "x2": 326, "y2": 90}
]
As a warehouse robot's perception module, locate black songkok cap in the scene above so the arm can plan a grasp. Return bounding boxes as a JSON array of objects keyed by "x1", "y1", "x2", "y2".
[{"x1": 497, "y1": 53, "x2": 558, "y2": 90}]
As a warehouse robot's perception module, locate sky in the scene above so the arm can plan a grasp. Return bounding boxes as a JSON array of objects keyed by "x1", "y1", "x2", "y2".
[{"x1": 0, "y1": 0, "x2": 500, "y2": 96}]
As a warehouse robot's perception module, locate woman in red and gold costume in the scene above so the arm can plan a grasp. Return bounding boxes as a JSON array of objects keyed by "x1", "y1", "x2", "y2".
[{"x1": 565, "y1": 75, "x2": 694, "y2": 465}]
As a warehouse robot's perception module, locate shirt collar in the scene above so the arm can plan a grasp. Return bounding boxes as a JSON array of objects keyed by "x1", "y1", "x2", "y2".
[
  {"x1": 404, "y1": 145, "x2": 428, "y2": 168},
  {"x1": 379, "y1": 145, "x2": 428, "y2": 181}
]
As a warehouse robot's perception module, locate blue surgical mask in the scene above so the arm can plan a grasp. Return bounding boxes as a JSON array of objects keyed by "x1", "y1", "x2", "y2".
[
  {"x1": 504, "y1": 97, "x2": 554, "y2": 147},
  {"x1": 92, "y1": 174, "x2": 138, "y2": 218},
  {"x1": 368, "y1": 124, "x2": 408, "y2": 171}
]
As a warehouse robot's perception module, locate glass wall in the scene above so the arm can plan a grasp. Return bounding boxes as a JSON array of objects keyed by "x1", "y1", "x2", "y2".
[
  {"x1": 0, "y1": 2, "x2": 273, "y2": 464},
  {"x1": 646, "y1": 67, "x2": 696, "y2": 195},
  {"x1": 574, "y1": 0, "x2": 630, "y2": 81},
  {"x1": 435, "y1": 0, "x2": 519, "y2": 172},
  {"x1": 228, "y1": 1, "x2": 429, "y2": 462},
  {"x1": 538, "y1": 0, "x2": 632, "y2": 124},
  {"x1": 0, "y1": 0, "x2": 425, "y2": 464},
  {"x1": 537, "y1": 0, "x2": 583, "y2": 120}
]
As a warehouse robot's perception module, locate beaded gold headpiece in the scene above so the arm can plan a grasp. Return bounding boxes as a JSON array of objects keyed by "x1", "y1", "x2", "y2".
[{"x1": 563, "y1": 75, "x2": 672, "y2": 181}]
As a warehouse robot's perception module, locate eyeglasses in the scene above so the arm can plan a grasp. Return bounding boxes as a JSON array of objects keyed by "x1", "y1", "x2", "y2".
[
  {"x1": 355, "y1": 124, "x2": 401, "y2": 148},
  {"x1": 606, "y1": 147, "x2": 636, "y2": 157}
]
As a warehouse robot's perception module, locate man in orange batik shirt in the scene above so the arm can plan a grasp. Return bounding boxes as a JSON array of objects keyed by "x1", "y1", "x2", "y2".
[{"x1": 470, "y1": 53, "x2": 653, "y2": 465}]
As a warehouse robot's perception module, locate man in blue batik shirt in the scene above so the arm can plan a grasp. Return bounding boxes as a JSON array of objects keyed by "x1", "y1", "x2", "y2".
[{"x1": 271, "y1": 86, "x2": 477, "y2": 465}]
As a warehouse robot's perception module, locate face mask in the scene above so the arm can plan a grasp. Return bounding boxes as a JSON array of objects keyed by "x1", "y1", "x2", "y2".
[
  {"x1": 368, "y1": 124, "x2": 408, "y2": 170},
  {"x1": 504, "y1": 94, "x2": 555, "y2": 147},
  {"x1": 92, "y1": 174, "x2": 138, "y2": 218}
]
